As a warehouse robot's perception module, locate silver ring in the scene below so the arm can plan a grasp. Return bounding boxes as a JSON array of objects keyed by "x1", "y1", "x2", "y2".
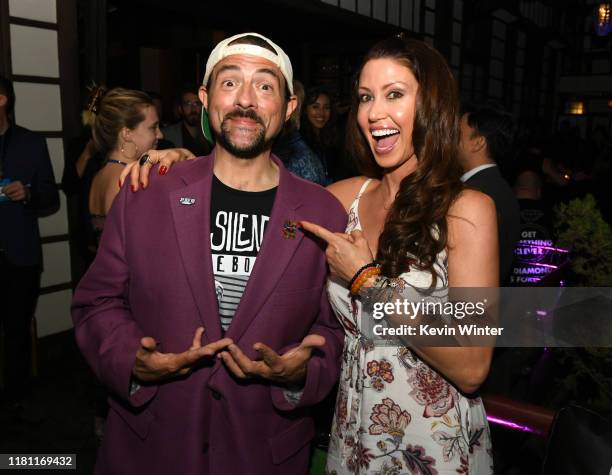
[{"x1": 139, "y1": 153, "x2": 153, "y2": 166}]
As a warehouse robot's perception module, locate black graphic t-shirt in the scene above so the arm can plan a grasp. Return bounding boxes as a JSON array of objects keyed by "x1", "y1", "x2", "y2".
[{"x1": 210, "y1": 176, "x2": 277, "y2": 331}]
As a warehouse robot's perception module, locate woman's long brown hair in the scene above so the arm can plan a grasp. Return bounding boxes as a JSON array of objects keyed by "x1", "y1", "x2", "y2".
[{"x1": 346, "y1": 37, "x2": 463, "y2": 286}]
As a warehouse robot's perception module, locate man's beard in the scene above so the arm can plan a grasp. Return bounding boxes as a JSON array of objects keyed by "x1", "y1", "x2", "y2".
[
  {"x1": 183, "y1": 112, "x2": 200, "y2": 127},
  {"x1": 216, "y1": 109, "x2": 273, "y2": 159}
]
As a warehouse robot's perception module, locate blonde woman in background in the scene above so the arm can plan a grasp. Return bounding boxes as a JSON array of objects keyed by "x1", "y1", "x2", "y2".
[{"x1": 89, "y1": 89, "x2": 163, "y2": 231}]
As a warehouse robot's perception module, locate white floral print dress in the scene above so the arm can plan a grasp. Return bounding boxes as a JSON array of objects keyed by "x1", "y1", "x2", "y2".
[{"x1": 325, "y1": 179, "x2": 493, "y2": 475}]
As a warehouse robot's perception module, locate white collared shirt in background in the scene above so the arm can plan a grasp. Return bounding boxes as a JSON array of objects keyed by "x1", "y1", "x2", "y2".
[{"x1": 460, "y1": 163, "x2": 497, "y2": 183}]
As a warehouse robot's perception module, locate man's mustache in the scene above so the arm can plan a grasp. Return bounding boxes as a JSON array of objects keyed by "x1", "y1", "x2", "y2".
[{"x1": 223, "y1": 109, "x2": 265, "y2": 127}]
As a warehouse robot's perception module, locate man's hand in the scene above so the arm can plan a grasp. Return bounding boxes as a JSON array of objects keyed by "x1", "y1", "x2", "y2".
[
  {"x1": 2, "y1": 180, "x2": 30, "y2": 202},
  {"x1": 132, "y1": 327, "x2": 232, "y2": 382},
  {"x1": 219, "y1": 334, "x2": 326, "y2": 385}
]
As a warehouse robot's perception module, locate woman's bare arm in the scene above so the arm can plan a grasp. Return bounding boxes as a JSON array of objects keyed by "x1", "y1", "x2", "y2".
[{"x1": 410, "y1": 189, "x2": 498, "y2": 394}]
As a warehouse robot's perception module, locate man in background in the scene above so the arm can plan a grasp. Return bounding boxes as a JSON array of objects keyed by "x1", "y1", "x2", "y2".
[
  {"x1": 162, "y1": 86, "x2": 211, "y2": 156},
  {"x1": 458, "y1": 103, "x2": 520, "y2": 284},
  {"x1": 0, "y1": 76, "x2": 59, "y2": 404}
]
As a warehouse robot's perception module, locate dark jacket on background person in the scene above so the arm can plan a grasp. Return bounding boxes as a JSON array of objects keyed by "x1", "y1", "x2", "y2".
[
  {"x1": 0, "y1": 124, "x2": 59, "y2": 268},
  {"x1": 465, "y1": 165, "x2": 520, "y2": 283},
  {"x1": 162, "y1": 121, "x2": 211, "y2": 157},
  {"x1": 273, "y1": 130, "x2": 327, "y2": 186}
]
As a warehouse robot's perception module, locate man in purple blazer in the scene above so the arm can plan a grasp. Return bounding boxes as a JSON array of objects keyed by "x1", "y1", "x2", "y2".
[{"x1": 72, "y1": 33, "x2": 346, "y2": 474}]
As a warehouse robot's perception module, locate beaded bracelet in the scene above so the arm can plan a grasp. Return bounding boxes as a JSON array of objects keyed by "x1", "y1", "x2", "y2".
[
  {"x1": 350, "y1": 265, "x2": 381, "y2": 295},
  {"x1": 348, "y1": 262, "x2": 378, "y2": 291}
]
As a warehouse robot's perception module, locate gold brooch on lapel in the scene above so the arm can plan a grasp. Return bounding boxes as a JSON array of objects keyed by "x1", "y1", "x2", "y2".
[{"x1": 282, "y1": 220, "x2": 298, "y2": 240}]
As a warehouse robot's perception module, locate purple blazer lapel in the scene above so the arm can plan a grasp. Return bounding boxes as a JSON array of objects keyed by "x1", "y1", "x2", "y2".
[
  {"x1": 169, "y1": 155, "x2": 223, "y2": 342},
  {"x1": 225, "y1": 156, "x2": 304, "y2": 343}
]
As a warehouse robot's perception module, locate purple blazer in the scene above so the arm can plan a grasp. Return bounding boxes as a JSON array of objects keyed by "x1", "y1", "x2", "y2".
[{"x1": 72, "y1": 154, "x2": 347, "y2": 475}]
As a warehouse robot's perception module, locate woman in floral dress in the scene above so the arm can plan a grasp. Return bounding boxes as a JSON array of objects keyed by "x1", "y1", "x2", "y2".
[{"x1": 301, "y1": 38, "x2": 498, "y2": 474}]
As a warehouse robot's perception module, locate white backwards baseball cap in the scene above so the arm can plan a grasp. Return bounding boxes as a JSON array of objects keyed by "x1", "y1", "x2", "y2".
[{"x1": 202, "y1": 32, "x2": 294, "y2": 95}]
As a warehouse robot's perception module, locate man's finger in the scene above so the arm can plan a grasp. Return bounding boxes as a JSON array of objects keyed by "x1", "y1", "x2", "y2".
[
  {"x1": 198, "y1": 337, "x2": 233, "y2": 357},
  {"x1": 176, "y1": 367, "x2": 192, "y2": 376},
  {"x1": 219, "y1": 352, "x2": 247, "y2": 379},
  {"x1": 227, "y1": 343, "x2": 262, "y2": 376},
  {"x1": 282, "y1": 334, "x2": 326, "y2": 360},
  {"x1": 140, "y1": 336, "x2": 158, "y2": 352},
  {"x1": 191, "y1": 327, "x2": 205, "y2": 349},
  {"x1": 299, "y1": 220, "x2": 339, "y2": 245},
  {"x1": 175, "y1": 337, "x2": 233, "y2": 369},
  {"x1": 253, "y1": 343, "x2": 283, "y2": 371},
  {"x1": 299, "y1": 334, "x2": 326, "y2": 351},
  {"x1": 175, "y1": 336, "x2": 228, "y2": 368},
  {"x1": 173, "y1": 348, "x2": 203, "y2": 370}
]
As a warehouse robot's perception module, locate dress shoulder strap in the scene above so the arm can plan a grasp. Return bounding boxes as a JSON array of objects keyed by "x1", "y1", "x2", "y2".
[{"x1": 355, "y1": 178, "x2": 373, "y2": 200}]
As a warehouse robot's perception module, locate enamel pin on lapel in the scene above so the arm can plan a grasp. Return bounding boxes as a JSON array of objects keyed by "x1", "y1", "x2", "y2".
[
  {"x1": 282, "y1": 220, "x2": 298, "y2": 240},
  {"x1": 179, "y1": 197, "x2": 196, "y2": 205}
]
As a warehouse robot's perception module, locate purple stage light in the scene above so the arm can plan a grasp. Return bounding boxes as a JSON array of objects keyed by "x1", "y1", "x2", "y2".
[
  {"x1": 528, "y1": 262, "x2": 559, "y2": 270},
  {"x1": 516, "y1": 243, "x2": 569, "y2": 253},
  {"x1": 487, "y1": 415, "x2": 540, "y2": 434}
]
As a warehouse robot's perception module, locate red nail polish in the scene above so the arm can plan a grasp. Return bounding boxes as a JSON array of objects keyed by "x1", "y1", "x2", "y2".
[
  {"x1": 131, "y1": 184, "x2": 136, "y2": 192},
  {"x1": 118, "y1": 179, "x2": 122, "y2": 188},
  {"x1": 140, "y1": 181, "x2": 146, "y2": 189},
  {"x1": 159, "y1": 166, "x2": 168, "y2": 176}
]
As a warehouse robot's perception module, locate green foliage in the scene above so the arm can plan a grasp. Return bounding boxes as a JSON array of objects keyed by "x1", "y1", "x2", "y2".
[
  {"x1": 555, "y1": 348, "x2": 612, "y2": 415},
  {"x1": 554, "y1": 194, "x2": 612, "y2": 286},
  {"x1": 554, "y1": 195, "x2": 612, "y2": 414}
]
